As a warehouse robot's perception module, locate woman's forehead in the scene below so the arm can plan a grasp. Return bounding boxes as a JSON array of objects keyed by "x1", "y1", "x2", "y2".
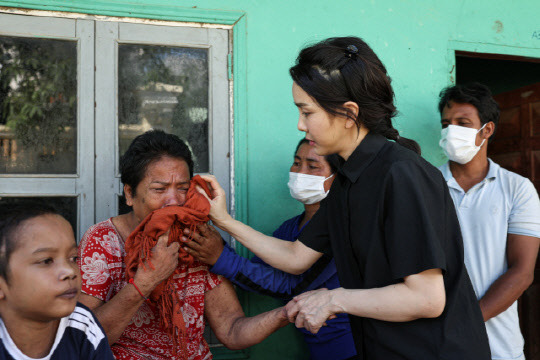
[
  {"x1": 296, "y1": 143, "x2": 326, "y2": 164},
  {"x1": 292, "y1": 82, "x2": 315, "y2": 105},
  {"x1": 143, "y1": 157, "x2": 190, "y2": 182}
]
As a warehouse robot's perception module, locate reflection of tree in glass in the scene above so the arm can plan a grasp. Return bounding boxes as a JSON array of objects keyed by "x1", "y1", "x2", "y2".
[
  {"x1": 118, "y1": 45, "x2": 209, "y2": 172},
  {"x1": 118, "y1": 46, "x2": 175, "y2": 126},
  {"x1": 0, "y1": 196, "x2": 77, "y2": 233},
  {"x1": 0, "y1": 36, "x2": 76, "y2": 158},
  {"x1": 170, "y1": 51, "x2": 209, "y2": 173}
]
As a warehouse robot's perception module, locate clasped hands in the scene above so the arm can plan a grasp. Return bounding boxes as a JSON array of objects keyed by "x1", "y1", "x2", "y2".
[
  {"x1": 284, "y1": 288, "x2": 343, "y2": 334},
  {"x1": 180, "y1": 220, "x2": 344, "y2": 334}
]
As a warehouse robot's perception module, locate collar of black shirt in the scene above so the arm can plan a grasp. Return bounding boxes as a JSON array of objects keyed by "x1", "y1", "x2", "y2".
[{"x1": 337, "y1": 132, "x2": 388, "y2": 183}]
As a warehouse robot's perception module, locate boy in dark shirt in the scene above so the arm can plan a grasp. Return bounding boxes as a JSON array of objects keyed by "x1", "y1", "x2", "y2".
[{"x1": 0, "y1": 203, "x2": 113, "y2": 360}]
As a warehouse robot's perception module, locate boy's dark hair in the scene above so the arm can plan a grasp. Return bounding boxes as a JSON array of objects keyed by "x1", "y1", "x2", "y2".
[
  {"x1": 438, "y1": 83, "x2": 500, "y2": 130},
  {"x1": 120, "y1": 130, "x2": 194, "y2": 196},
  {"x1": 290, "y1": 36, "x2": 421, "y2": 155},
  {"x1": 0, "y1": 202, "x2": 59, "y2": 280}
]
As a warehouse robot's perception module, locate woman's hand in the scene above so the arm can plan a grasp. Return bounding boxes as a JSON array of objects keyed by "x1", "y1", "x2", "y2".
[
  {"x1": 182, "y1": 223, "x2": 224, "y2": 266},
  {"x1": 285, "y1": 288, "x2": 341, "y2": 334},
  {"x1": 133, "y1": 232, "x2": 180, "y2": 296},
  {"x1": 197, "y1": 175, "x2": 233, "y2": 228}
]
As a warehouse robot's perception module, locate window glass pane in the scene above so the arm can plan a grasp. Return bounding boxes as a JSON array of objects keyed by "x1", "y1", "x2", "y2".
[
  {"x1": 118, "y1": 44, "x2": 209, "y2": 173},
  {"x1": 0, "y1": 196, "x2": 77, "y2": 234},
  {"x1": 0, "y1": 36, "x2": 77, "y2": 174}
]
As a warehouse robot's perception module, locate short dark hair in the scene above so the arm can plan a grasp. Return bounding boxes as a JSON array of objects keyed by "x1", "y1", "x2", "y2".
[
  {"x1": 294, "y1": 138, "x2": 338, "y2": 173},
  {"x1": 438, "y1": 83, "x2": 500, "y2": 130},
  {"x1": 290, "y1": 36, "x2": 420, "y2": 155},
  {"x1": 294, "y1": 138, "x2": 310, "y2": 154},
  {"x1": 0, "y1": 202, "x2": 59, "y2": 280},
  {"x1": 120, "y1": 130, "x2": 194, "y2": 195}
]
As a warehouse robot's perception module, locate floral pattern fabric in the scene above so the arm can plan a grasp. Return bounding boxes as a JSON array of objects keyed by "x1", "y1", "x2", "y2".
[{"x1": 78, "y1": 219, "x2": 222, "y2": 360}]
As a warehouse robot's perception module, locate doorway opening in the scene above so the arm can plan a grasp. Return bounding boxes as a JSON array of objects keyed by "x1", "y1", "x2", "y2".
[{"x1": 455, "y1": 51, "x2": 540, "y2": 360}]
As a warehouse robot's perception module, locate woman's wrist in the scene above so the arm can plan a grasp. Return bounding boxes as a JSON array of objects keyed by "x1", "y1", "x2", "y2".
[
  {"x1": 330, "y1": 288, "x2": 349, "y2": 314},
  {"x1": 213, "y1": 213, "x2": 235, "y2": 231},
  {"x1": 275, "y1": 306, "x2": 289, "y2": 323},
  {"x1": 129, "y1": 279, "x2": 151, "y2": 302},
  {"x1": 132, "y1": 273, "x2": 154, "y2": 298}
]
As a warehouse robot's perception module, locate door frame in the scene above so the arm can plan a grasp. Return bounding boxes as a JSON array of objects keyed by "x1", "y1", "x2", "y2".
[
  {"x1": 448, "y1": 40, "x2": 540, "y2": 360},
  {"x1": 446, "y1": 40, "x2": 540, "y2": 85}
]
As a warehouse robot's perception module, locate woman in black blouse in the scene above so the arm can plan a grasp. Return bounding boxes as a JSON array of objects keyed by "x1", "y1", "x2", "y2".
[{"x1": 188, "y1": 36, "x2": 490, "y2": 360}]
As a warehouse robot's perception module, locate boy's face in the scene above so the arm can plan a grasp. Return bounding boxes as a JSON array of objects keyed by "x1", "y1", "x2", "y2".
[{"x1": 0, "y1": 214, "x2": 81, "y2": 322}]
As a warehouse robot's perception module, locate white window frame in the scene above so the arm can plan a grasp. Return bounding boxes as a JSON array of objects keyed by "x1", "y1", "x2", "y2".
[
  {"x1": 0, "y1": 12, "x2": 232, "y2": 242},
  {"x1": 0, "y1": 13, "x2": 95, "y2": 240},
  {"x1": 95, "y1": 21, "x2": 231, "y2": 223}
]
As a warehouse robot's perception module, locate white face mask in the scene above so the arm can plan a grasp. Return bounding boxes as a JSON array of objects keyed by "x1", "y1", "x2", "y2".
[
  {"x1": 439, "y1": 124, "x2": 487, "y2": 164},
  {"x1": 287, "y1": 172, "x2": 335, "y2": 205}
]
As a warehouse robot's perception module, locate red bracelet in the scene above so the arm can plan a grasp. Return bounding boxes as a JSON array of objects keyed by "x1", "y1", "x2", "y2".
[{"x1": 129, "y1": 278, "x2": 150, "y2": 303}]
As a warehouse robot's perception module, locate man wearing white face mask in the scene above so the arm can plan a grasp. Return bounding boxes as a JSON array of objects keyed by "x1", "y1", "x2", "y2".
[
  {"x1": 182, "y1": 139, "x2": 357, "y2": 360},
  {"x1": 437, "y1": 83, "x2": 540, "y2": 360}
]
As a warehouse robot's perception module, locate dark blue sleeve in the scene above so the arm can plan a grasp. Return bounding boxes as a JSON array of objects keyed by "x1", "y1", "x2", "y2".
[
  {"x1": 81, "y1": 305, "x2": 115, "y2": 360},
  {"x1": 90, "y1": 340, "x2": 115, "y2": 360},
  {"x1": 0, "y1": 342, "x2": 14, "y2": 360},
  {"x1": 54, "y1": 303, "x2": 115, "y2": 360},
  {"x1": 210, "y1": 243, "x2": 333, "y2": 300}
]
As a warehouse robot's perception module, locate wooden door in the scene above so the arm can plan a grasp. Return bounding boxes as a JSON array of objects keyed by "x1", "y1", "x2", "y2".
[{"x1": 490, "y1": 82, "x2": 540, "y2": 360}]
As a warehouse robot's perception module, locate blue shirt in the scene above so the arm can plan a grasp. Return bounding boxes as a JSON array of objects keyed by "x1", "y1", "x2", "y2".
[
  {"x1": 440, "y1": 160, "x2": 540, "y2": 360},
  {"x1": 211, "y1": 213, "x2": 356, "y2": 360},
  {"x1": 0, "y1": 303, "x2": 114, "y2": 360}
]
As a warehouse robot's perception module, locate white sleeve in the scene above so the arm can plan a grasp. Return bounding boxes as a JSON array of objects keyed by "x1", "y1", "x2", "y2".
[{"x1": 508, "y1": 178, "x2": 540, "y2": 238}]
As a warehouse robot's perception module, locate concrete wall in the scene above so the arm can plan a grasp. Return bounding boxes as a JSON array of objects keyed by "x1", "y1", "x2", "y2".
[{"x1": 1, "y1": 1, "x2": 539, "y2": 358}]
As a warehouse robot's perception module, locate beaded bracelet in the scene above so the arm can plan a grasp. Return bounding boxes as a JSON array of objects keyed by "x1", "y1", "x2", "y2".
[{"x1": 129, "y1": 278, "x2": 150, "y2": 303}]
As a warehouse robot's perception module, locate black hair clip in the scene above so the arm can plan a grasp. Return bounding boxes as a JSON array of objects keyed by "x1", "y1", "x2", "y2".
[{"x1": 346, "y1": 45, "x2": 359, "y2": 58}]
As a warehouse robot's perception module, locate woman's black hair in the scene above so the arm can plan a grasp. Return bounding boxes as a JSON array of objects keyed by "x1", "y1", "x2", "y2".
[
  {"x1": 120, "y1": 130, "x2": 194, "y2": 196},
  {"x1": 295, "y1": 138, "x2": 338, "y2": 173},
  {"x1": 0, "y1": 202, "x2": 59, "y2": 280},
  {"x1": 290, "y1": 36, "x2": 421, "y2": 155}
]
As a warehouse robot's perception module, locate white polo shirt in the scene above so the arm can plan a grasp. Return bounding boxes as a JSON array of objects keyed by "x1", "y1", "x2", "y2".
[{"x1": 440, "y1": 159, "x2": 540, "y2": 360}]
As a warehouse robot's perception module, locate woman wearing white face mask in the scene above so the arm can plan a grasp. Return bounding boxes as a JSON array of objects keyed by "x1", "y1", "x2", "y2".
[
  {"x1": 287, "y1": 139, "x2": 335, "y2": 226},
  {"x1": 183, "y1": 138, "x2": 357, "y2": 360}
]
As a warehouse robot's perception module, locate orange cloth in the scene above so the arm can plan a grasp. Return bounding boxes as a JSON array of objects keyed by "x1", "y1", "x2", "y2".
[{"x1": 124, "y1": 175, "x2": 212, "y2": 359}]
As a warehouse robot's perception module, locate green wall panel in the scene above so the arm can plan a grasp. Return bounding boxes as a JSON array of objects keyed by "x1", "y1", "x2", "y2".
[{"x1": 2, "y1": 1, "x2": 540, "y2": 359}]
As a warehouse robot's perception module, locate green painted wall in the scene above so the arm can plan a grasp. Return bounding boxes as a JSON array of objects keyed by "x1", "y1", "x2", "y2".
[{"x1": 2, "y1": 1, "x2": 540, "y2": 359}]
